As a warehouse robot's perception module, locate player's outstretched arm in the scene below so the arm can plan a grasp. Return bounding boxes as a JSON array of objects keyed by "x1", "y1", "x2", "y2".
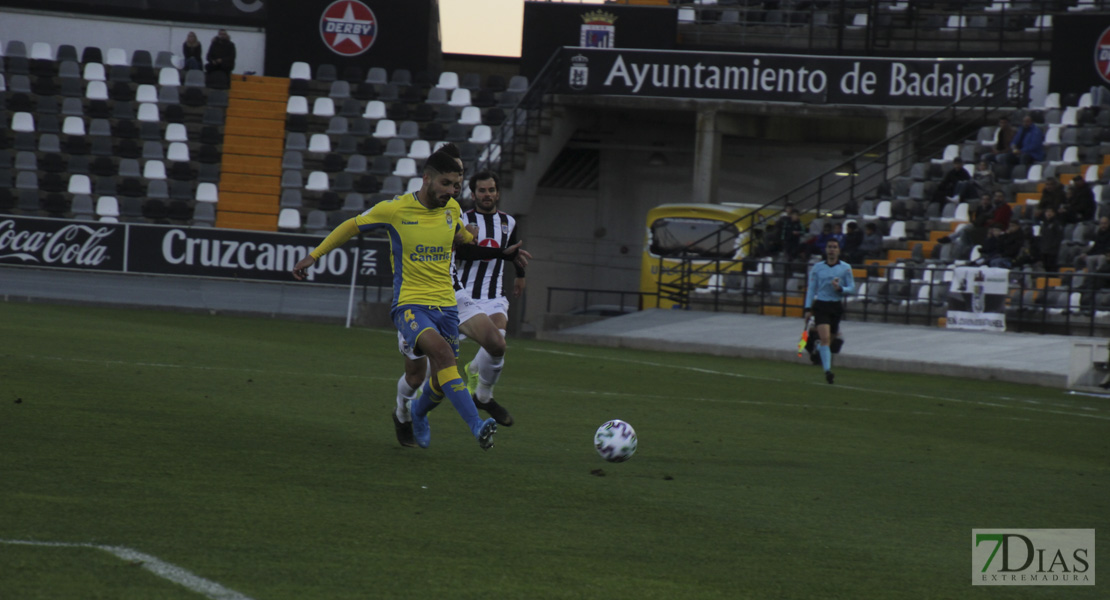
[{"x1": 291, "y1": 255, "x2": 316, "y2": 281}]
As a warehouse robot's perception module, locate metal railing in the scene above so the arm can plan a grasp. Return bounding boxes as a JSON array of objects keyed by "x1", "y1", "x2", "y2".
[
  {"x1": 548, "y1": 260, "x2": 1110, "y2": 336},
  {"x1": 677, "y1": 0, "x2": 1074, "y2": 57},
  {"x1": 653, "y1": 59, "x2": 1033, "y2": 308}
]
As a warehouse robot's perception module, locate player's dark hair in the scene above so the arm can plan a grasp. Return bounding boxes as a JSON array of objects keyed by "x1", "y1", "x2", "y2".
[
  {"x1": 424, "y1": 143, "x2": 463, "y2": 176},
  {"x1": 468, "y1": 169, "x2": 500, "y2": 195}
]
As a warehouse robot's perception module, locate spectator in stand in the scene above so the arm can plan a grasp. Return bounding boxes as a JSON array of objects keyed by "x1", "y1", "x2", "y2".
[
  {"x1": 978, "y1": 222, "x2": 1024, "y2": 268},
  {"x1": 1061, "y1": 177, "x2": 1096, "y2": 224},
  {"x1": 1034, "y1": 176, "x2": 1067, "y2": 220},
  {"x1": 932, "y1": 157, "x2": 970, "y2": 205},
  {"x1": 206, "y1": 29, "x2": 236, "y2": 74},
  {"x1": 985, "y1": 116, "x2": 1016, "y2": 164},
  {"x1": 842, "y1": 221, "x2": 864, "y2": 263},
  {"x1": 988, "y1": 190, "x2": 1013, "y2": 229},
  {"x1": 1005, "y1": 114, "x2": 1045, "y2": 167},
  {"x1": 858, "y1": 222, "x2": 883, "y2": 259},
  {"x1": 1035, "y1": 206, "x2": 1065, "y2": 272},
  {"x1": 961, "y1": 160, "x2": 996, "y2": 201},
  {"x1": 780, "y1": 208, "x2": 806, "y2": 259},
  {"x1": 1074, "y1": 216, "x2": 1110, "y2": 272},
  {"x1": 182, "y1": 32, "x2": 203, "y2": 71},
  {"x1": 813, "y1": 222, "x2": 844, "y2": 259}
]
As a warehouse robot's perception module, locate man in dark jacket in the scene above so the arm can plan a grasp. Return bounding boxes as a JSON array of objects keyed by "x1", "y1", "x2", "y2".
[{"x1": 206, "y1": 29, "x2": 236, "y2": 74}]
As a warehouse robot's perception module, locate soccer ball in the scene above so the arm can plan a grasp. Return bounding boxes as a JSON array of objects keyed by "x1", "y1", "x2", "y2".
[{"x1": 594, "y1": 419, "x2": 637, "y2": 462}]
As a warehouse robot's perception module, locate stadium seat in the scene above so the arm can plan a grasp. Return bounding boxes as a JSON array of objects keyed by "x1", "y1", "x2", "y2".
[
  {"x1": 66, "y1": 173, "x2": 92, "y2": 195},
  {"x1": 167, "y1": 142, "x2": 190, "y2": 162},
  {"x1": 11, "y1": 112, "x2": 35, "y2": 132},
  {"x1": 144, "y1": 160, "x2": 167, "y2": 180},
  {"x1": 137, "y1": 103, "x2": 160, "y2": 122},
  {"x1": 286, "y1": 96, "x2": 309, "y2": 115},
  {"x1": 289, "y1": 61, "x2": 311, "y2": 80},
  {"x1": 280, "y1": 189, "x2": 303, "y2": 208},
  {"x1": 329, "y1": 80, "x2": 351, "y2": 100},
  {"x1": 345, "y1": 154, "x2": 368, "y2": 174},
  {"x1": 193, "y1": 202, "x2": 216, "y2": 226},
  {"x1": 436, "y1": 71, "x2": 459, "y2": 91},
  {"x1": 147, "y1": 179, "x2": 169, "y2": 199},
  {"x1": 448, "y1": 88, "x2": 472, "y2": 107},
  {"x1": 282, "y1": 150, "x2": 304, "y2": 170},
  {"x1": 392, "y1": 158, "x2": 418, "y2": 177},
  {"x1": 164, "y1": 123, "x2": 188, "y2": 142},
  {"x1": 408, "y1": 140, "x2": 431, "y2": 160},
  {"x1": 397, "y1": 120, "x2": 420, "y2": 140},
  {"x1": 468, "y1": 125, "x2": 492, "y2": 144},
  {"x1": 458, "y1": 106, "x2": 482, "y2": 126},
  {"x1": 372, "y1": 119, "x2": 397, "y2": 138},
  {"x1": 305, "y1": 171, "x2": 329, "y2": 191},
  {"x1": 96, "y1": 196, "x2": 120, "y2": 218},
  {"x1": 308, "y1": 133, "x2": 331, "y2": 153},
  {"x1": 507, "y1": 75, "x2": 529, "y2": 93},
  {"x1": 195, "y1": 182, "x2": 218, "y2": 203},
  {"x1": 278, "y1": 208, "x2": 302, "y2": 231},
  {"x1": 158, "y1": 67, "x2": 181, "y2": 87},
  {"x1": 105, "y1": 48, "x2": 128, "y2": 66},
  {"x1": 316, "y1": 63, "x2": 338, "y2": 83},
  {"x1": 312, "y1": 97, "x2": 336, "y2": 117}
]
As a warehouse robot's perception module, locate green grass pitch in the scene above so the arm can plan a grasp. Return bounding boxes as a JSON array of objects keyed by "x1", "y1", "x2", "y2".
[{"x1": 0, "y1": 302, "x2": 1105, "y2": 599}]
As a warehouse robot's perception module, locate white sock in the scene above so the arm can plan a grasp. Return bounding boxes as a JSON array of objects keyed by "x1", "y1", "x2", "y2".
[
  {"x1": 395, "y1": 375, "x2": 418, "y2": 422},
  {"x1": 475, "y1": 329, "x2": 506, "y2": 402}
]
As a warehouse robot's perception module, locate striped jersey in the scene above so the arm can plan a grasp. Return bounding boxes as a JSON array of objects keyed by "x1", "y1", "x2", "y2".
[{"x1": 455, "y1": 209, "x2": 522, "y2": 300}]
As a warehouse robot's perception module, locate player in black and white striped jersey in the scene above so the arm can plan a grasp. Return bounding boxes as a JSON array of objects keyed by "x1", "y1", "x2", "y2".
[{"x1": 458, "y1": 170, "x2": 526, "y2": 421}]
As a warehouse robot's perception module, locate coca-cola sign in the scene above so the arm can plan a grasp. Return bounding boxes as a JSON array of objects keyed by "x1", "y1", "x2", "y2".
[
  {"x1": 0, "y1": 218, "x2": 125, "y2": 271},
  {"x1": 0, "y1": 216, "x2": 390, "y2": 286}
]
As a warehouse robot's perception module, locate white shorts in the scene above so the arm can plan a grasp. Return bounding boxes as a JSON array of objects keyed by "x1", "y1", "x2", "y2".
[
  {"x1": 472, "y1": 296, "x2": 509, "y2": 320},
  {"x1": 456, "y1": 287, "x2": 483, "y2": 325}
]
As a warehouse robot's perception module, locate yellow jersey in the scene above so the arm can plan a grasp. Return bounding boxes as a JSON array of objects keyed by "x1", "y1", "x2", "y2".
[{"x1": 309, "y1": 192, "x2": 472, "y2": 307}]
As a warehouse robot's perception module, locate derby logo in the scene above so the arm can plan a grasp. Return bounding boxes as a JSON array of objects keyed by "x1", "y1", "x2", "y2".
[
  {"x1": 1096, "y1": 25, "x2": 1110, "y2": 84},
  {"x1": 320, "y1": 0, "x2": 377, "y2": 57}
]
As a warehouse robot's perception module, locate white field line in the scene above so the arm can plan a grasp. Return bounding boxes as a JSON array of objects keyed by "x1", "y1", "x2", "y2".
[
  {"x1": 525, "y1": 348, "x2": 1110, "y2": 422},
  {"x1": 0, "y1": 539, "x2": 254, "y2": 600}
]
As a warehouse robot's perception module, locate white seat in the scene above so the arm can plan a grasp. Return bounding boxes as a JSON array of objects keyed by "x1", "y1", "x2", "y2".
[
  {"x1": 1044, "y1": 126, "x2": 1061, "y2": 146},
  {"x1": 874, "y1": 200, "x2": 892, "y2": 219},
  {"x1": 848, "y1": 13, "x2": 868, "y2": 27},
  {"x1": 408, "y1": 140, "x2": 431, "y2": 160},
  {"x1": 1040, "y1": 92, "x2": 1061, "y2": 110},
  {"x1": 447, "y1": 88, "x2": 472, "y2": 107},
  {"x1": 286, "y1": 96, "x2": 309, "y2": 115},
  {"x1": 137, "y1": 103, "x2": 160, "y2": 122},
  {"x1": 62, "y1": 116, "x2": 86, "y2": 136},
  {"x1": 363, "y1": 100, "x2": 386, "y2": 119},
  {"x1": 883, "y1": 220, "x2": 907, "y2": 241},
  {"x1": 305, "y1": 171, "x2": 330, "y2": 192},
  {"x1": 393, "y1": 158, "x2": 418, "y2": 177},
  {"x1": 144, "y1": 160, "x2": 167, "y2": 180},
  {"x1": 11, "y1": 112, "x2": 34, "y2": 132},
  {"x1": 68, "y1": 174, "x2": 92, "y2": 195},
  {"x1": 82, "y1": 62, "x2": 106, "y2": 81},
  {"x1": 677, "y1": 7, "x2": 696, "y2": 22},
  {"x1": 135, "y1": 84, "x2": 158, "y2": 103},
  {"x1": 468, "y1": 124, "x2": 492, "y2": 144},
  {"x1": 158, "y1": 67, "x2": 181, "y2": 87},
  {"x1": 931, "y1": 144, "x2": 960, "y2": 164},
  {"x1": 30, "y1": 42, "x2": 53, "y2": 60},
  {"x1": 85, "y1": 80, "x2": 108, "y2": 100},
  {"x1": 1078, "y1": 93, "x2": 1094, "y2": 109},
  {"x1": 406, "y1": 177, "x2": 423, "y2": 193},
  {"x1": 1015, "y1": 164, "x2": 1044, "y2": 184},
  {"x1": 953, "y1": 202, "x2": 970, "y2": 222},
  {"x1": 372, "y1": 119, "x2": 397, "y2": 138},
  {"x1": 278, "y1": 208, "x2": 302, "y2": 230},
  {"x1": 1060, "y1": 107, "x2": 1079, "y2": 127},
  {"x1": 105, "y1": 48, "x2": 128, "y2": 66},
  {"x1": 308, "y1": 133, "x2": 331, "y2": 153},
  {"x1": 312, "y1": 97, "x2": 336, "y2": 117},
  {"x1": 436, "y1": 71, "x2": 459, "y2": 91},
  {"x1": 1050, "y1": 146, "x2": 1080, "y2": 166},
  {"x1": 458, "y1": 106, "x2": 482, "y2": 126},
  {"x1": 1084, "y1": 164, "x2": 1100, "y2": 181},
  {"x1": 167, "y1": 142, "x2": 190, "y2": 162},
  {"x1": 164, "y1": 123, "x2": 188, "y2": 142},
  {"x1": 478, "y1": 143, "x2": 501, "y2": 165},
  {"x1": 942, "y1": 15, "x2": 967, "y2": 29},
  {"x1": 289, "y1": 61, "x2": 311, "y2": 80},
  {"x1": 195, "y1": 182, "x2": 219, "y2": 203},
  {"x1": 1026, "y1": 14, "x2": 1052, "y2": 31},
  {"x1": 96, "y1": 196, "x2": 120, "y2": 218}
]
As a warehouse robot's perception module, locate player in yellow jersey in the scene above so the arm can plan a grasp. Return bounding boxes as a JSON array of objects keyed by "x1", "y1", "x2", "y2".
[{"x1": 291, "y1": 144, "x2": 498, "y2": 450}]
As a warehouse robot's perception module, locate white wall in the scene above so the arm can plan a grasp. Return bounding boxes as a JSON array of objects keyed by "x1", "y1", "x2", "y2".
[{"x1": 0, "y1": 9, "x2": 265, "y2": 74}]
